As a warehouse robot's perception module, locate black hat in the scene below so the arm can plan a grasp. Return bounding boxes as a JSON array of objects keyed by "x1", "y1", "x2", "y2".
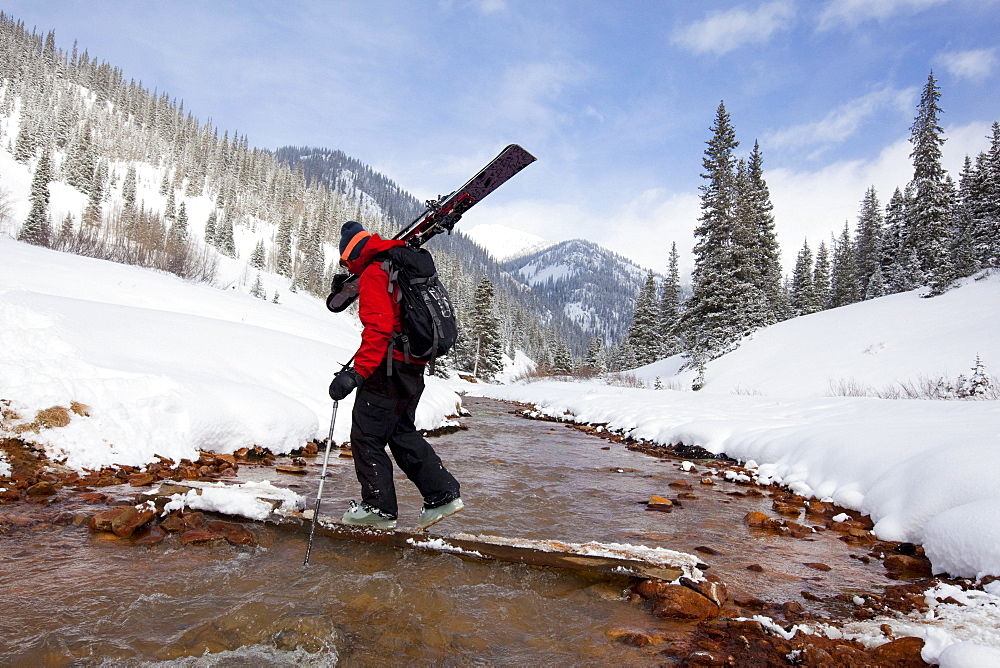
[{"x1": 339, "y1": 221, "x2": 369, "y2": 260}]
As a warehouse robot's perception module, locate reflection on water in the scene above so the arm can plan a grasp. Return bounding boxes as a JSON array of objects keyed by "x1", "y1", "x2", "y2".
[{"x1": 0, "y1": 397, "x2": 894, "y2": 664}]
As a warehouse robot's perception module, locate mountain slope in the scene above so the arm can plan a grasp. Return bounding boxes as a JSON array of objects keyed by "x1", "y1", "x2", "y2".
[{"x1": 501, "y1": 239, "x2": 653, "y2": 344}]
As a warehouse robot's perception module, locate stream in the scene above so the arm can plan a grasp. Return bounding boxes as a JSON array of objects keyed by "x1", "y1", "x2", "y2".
[{"x1": 0, "y1": 396, "x2": 898, "y2": 665}]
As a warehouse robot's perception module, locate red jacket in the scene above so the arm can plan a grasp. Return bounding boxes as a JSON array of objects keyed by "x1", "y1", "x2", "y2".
[{"x1": 344, "y1": 234, "x2": 424, "y2": 378}]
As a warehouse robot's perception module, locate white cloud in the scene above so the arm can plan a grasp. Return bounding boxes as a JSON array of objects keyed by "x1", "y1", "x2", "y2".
[
  {"x1": 937, "y1": 48, "x2": 998, "y2": 82},
  {"x1": 764, "y1": 86, "x2": 917, "y2": 153},
  {"x1": 818, "y1": 0, "x2": 951, "y2": 29},
  {"x1": 768, "y1": 121, "x2": 992, "y2": 272},
  {"x1": 672, "y1": 1, "x2": 796, "y2": 56}
]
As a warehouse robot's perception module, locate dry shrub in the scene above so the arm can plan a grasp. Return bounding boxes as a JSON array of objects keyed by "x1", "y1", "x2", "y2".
[
  {"x1": 605, "y1": 372, "x2": 646, "y2": 388},
  {"x1": 35, "y1": 406, "x2": 72, "y2": 429}
]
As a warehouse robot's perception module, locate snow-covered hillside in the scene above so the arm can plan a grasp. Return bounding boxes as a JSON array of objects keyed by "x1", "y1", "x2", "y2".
[
  {"x1": 462, "y1": 223, "x2": 556, "y2": 261},
  {"x1": 0, "y1": 237, "x2": 462, "y2": 470},
  {"x1": 637, "y1": 274, "x2": 1000, "y2": 397}
]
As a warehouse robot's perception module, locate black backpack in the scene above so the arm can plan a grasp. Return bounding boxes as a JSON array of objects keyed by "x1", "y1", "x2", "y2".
[{"x1": 381, "y1": 245, "x2": 458, "y2": 372}]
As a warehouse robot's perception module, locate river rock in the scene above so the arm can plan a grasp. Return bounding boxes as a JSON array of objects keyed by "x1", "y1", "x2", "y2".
[
  {"x1": 26, "y1": 480, "x2": 57, "y2": 496},
  {"x1": 648, "y1": 494, "x2": 673, "y2": 511},
  {"x1": 872, "y1": 636, "x2": 925, "y2": 664},
  {"x1": 111, "y1": 505, "x2": 156, "y2": 538},
  {"x1": 804, "y1": 562, "x2": 832, "y2": 572},
  {"x1": 180, "y1": 529, "x2": 226, "y2": 546},
  {"x1": 89, "y1": 506, "x2": 130, "y2": 532},
  {"x1": 744, "y1": 511, "x2": 784, "y2": 531},
  {"x1": 608, "y1": 629, "x2": 654, "y2": 647},
  {"x1": 651, "y1": 584, "x2": 721, "y2": 620},
  {"x1": 206, "y1": 520, "x2": 257, "y2": 546},
  {"x1": 883, "y1": 553, "x2": 933, "y2": 578},
  {"x1": 772, "y1": 499, "x2": 801, "y2": 516},
  {"x1": 128, "y1": 472, "x2": 157, "y2": 487},
  {"x1": 133, "y1": 525, "x2": 167, "y2": 545},
  {"x1": 160, "y1": 510, "x2": 206, "y2": 532},
  {"x1": 680, "y1": 576, "x2": 728, "y2": 607}
]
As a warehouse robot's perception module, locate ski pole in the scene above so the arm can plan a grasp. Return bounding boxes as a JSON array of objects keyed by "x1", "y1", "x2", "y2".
[{"x1": 303, "y1": 399, "x2": 339, "y2": 566}]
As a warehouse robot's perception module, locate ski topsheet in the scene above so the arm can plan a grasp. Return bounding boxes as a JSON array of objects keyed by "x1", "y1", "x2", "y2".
[{"x1": 326, "y1": 144, "x2": 536, "y2": 312}]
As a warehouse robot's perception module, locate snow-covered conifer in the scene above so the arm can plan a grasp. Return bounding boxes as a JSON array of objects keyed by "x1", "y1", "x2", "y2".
[
  {"x1": 204, "y1": 210, "x2": 218, "y2": 244},
  {"x1": 907, "y1": 72, "x2": 954, "y2": 293},
  {"x1": 830, "y1": 223, "x2": 861, "y2": 307},
  {"x1": 855, "y1": 187, "x2": 883, "y2": 299},
  {"x1": 250, "y1": 273, "x2": 266, "y2": 299},
  {"x1": 470, "y1": 277, "x2": 503, "y2": 380},
  {"x1": 19, "y1": 151, "x2": 53, "y2": 247},
  {"x1": 813, "y1": 241, "x2": 832, "y2": 309},
  {"x1": 790, "y1": 240, "x2": 816, "y2": 316},
  {"x1": 250, "y1": 239, "x2": 266, "y2": 269},
  {"x1": 628, "y1": 271, "x2": 662, "y2": 366}
]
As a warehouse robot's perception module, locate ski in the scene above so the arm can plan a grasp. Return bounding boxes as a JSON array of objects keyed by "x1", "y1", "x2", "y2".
[{"x1": 326, "y1": 144, "x2": 536, "y2": 312}]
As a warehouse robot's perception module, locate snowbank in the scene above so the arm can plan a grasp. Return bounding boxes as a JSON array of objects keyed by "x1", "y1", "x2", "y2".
[
  {"x1": 635, "y1": 274, "x2": 1000, "y2": 398},
  {"x1": 0, "y1": 238, "x2": 463, "y2": 469}
]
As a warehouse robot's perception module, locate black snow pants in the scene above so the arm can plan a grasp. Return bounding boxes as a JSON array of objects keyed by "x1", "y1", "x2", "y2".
[{"x1": 350, "y1": 359, "x2": 461, "y2": 519}]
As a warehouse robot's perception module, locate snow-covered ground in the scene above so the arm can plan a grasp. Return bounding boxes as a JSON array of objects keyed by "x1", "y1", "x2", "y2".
[{"x1": 0, "y1": 237, "x2": 463, "y2": 470}]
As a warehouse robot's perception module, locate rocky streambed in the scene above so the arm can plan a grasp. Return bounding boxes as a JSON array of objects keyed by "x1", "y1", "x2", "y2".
[{"x1": 1, "y1": 397, "x2": 996, "y2": 665}]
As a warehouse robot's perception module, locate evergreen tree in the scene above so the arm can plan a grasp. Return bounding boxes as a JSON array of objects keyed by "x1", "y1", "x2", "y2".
[
  {"x1": 907, "y1": 72, "x2": 953, "y2": 293},
  {"x1": 164, "y1": 188, "x2": 176, "y2": 222},
  {"x1": 866, "y1": 265, "x2": 886, "y2": 300},
  {"x1": 250, "y1": 273, "x2": 266, "y2": 299},
  {"x1": 882, "y1": 187, "x2": 909, "y2": 293},
  {"x1": 790, "y1": 240, "x2": 817, "y2": 315},
  {"x1": 204, "y1": 210, "x2": 218, "y2": 245},
  {"x1": 854, "y1": 186, "x2": 884, "y2": 299},
  {"x1": 970, "y1": 122, "x2": 1000, "y2": 268},
  {"x1": 551, "y1": 338, "x2": 574, "y2": 373},
  {"x1": 830, "y1": 223, "x2": 861, "y2": 307},
  {"x1": 250, "y1": 239, "x2": 266, "y2": 269},
  {"x1": 64, "y1": 122, "x2": 96, "y2": 194},
  {"x1": 659, "y1": 242, "x2": 683, "y2": 356},
  {"x1": 19, "y1": 151, "x2": 53, "y2": 247},
  {"x1": 122, "y1": 165, "x2": 137, "y2": 209},
  {"x1": 173, "y1": 201, "x2": 188, "y2": 240},
  {"x1": 274, "y1": 217, "x2": 293, "y2": 276},
  {"x1": 740, "y1": 141, "x2": 785, "y2": 318},
  {"x1": 813, "y1": 241, "x2": 832, "y2": 309},
  {"x1": 627, "y1": 271, "x2": 662, "y2": 366},
  {"x1": 470, "y1": 277, "x2": 503, "y2": 380},
  {"x1": 682, "y1": 102, "x2": 770, "y2": 359},
  {"x1": 214, "y1": 210, "x2": 236, "y2": 257},
  {"x1": 584, "y1": 336, "x2": 605, "y2": 372}
]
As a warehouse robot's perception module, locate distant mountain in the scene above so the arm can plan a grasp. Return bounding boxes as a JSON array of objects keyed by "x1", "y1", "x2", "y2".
[
  {"x1": 501, "y1": 239, "x2": 652, "y2": 344},
  {"x1": 463, "y1": 223, "x2": 557, "y2": 261}
]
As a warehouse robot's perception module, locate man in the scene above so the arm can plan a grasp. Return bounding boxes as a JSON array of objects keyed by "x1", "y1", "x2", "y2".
[{"x1": 329, "y1": 221, "x2": 463, "y2": 530}]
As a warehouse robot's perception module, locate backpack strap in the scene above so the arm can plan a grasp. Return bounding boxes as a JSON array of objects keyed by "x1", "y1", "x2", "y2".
[{"x1": 381, "y1": 259, "x2": 409, "y2": 377}]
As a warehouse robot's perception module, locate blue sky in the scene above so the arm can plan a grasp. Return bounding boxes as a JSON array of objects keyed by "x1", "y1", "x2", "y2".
[{"x1": 8, "y1": 0, "x2": 1000, "y2": 275}]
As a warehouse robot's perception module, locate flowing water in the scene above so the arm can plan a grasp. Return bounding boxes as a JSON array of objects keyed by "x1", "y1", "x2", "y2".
[{"x1": 0, "y1": 396, "x2": 896, "y2": 665}]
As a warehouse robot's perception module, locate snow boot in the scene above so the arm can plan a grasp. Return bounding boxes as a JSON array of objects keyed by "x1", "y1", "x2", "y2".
[
  {"x1": 417, "y1": 498, "x2": 464, "y2": 530},
  {"x1": 342, "y1": 501, "x2": 397, "y2": 529}
]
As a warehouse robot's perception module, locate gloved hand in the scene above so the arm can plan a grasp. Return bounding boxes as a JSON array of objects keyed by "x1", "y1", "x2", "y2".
[{"x1": 329, "y1": 367, "x2": 363, "y2": 401}]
